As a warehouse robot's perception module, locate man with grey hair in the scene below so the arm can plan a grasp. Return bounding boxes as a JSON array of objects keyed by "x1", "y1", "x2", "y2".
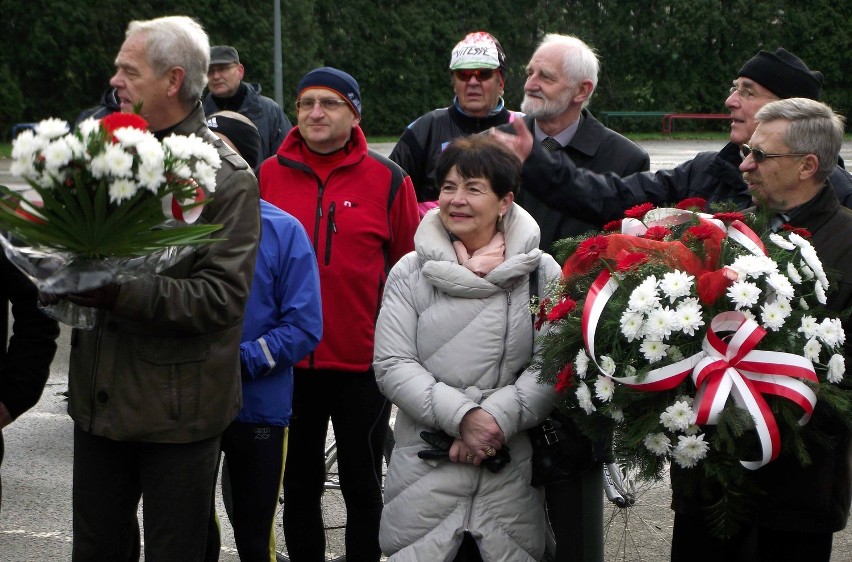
[
  {"x1": 501, "y1": 34, "x2": 649, "y2": 562},
  {"x1": 672, "y1": 97, "x2": 852, "y2": 561},
  {"x1": 502, "y1": 33, "x2": 649, "y2": 251},
  {"x1": 66, "y1": 15, "x2": 260, "y2": 561}
]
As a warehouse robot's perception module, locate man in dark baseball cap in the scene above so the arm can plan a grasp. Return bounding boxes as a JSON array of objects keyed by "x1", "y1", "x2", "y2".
[{"x1": 203, "y1": 45, "x2": 291, "y2": 166}]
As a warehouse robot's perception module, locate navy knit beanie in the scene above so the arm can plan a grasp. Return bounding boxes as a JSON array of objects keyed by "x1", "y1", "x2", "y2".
[
  {"x1": 737, "y1": 48, "x2": 823, "y2": 100},
  {"x1": 297, "y1": 67, "x2": 362, "y2": 116}
]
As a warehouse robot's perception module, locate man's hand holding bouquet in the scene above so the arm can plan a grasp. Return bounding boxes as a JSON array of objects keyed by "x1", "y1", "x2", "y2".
[
  {"x1": 0, "y1": 113, "x2": 223, "y2": 327},
  {"x1": 534, "y1": 199, "x2": 851, "y2": 537}
]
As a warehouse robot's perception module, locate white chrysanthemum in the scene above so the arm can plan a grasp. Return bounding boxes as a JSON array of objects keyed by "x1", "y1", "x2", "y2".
[
  {"x1": 660, "y1": 400, "x2": 694, "y2": 432},
  {"x1": 786, "y1": 262, "x2": 802, "y2": 284},
  {"x1": 800, "y1": 261, "x2": 814, "y2": 280},
  {"x1": 77, "y1": 117, "x2": 101, "y2": 139},
  {"x1": 640, "y1": 339, "x2": 669, "y2": 363},
  {"x1": 9, "y1": 156, "x2": 37, "y2": 179},
  {"x1": 627, "y1": 276, "x2": 660, "y2": 313},
  {"x1": 620, "y1": 310, "x2": 645, "y2": 342},
  {"x1": 64, "y1": 134, "x2": 86, "y2": 159},
  {"x1": 799, "y1": 245, "x2": 828, "y2": 289},
  {"x1": 599, "y1": 355, "x2": 616, "y2": 376},
  {"x1": 817, "y1": 318, "x2": 845, "y2": 348},
  {"x1": 672, "y1": 434, "x2": 710, "y2": 468},
  {"x1": 827, "y1": 354, "x2": 845, "y2": 384},
  {"x1": 675, "y1": 298, "x2": 704, "y2": 336},
  {"x1": 803, "y1": 337, "x2": 821, "y2": 362},
  {"x1": 643, "y1": 433, "x2": 671, "y2": 456},
  {"x1": 89, "y1": 152, "x2": 110, "y2": 179},
  {"x1": 760, "y1": 300, "x2": 790, "y2": 331},
  {"x1": 103, "y1": 144, "x2": 134, "y2": 178},
  {"x1": 42, "y1": 138, "x2": 74, "y2": 173},
  {"x1": 575, "y1": 349, "x2": 589, "y2": 379},
  {"x1": 113, "y1": 126, "x2": 149, "y2": 147},
  {"x1": 609, "y1": 407, "x2": 624, "y2": 423},
  {"x1": 659, "y1": 270, "x2": 694, "y2": 302},
  {"x1": 34, "y1": 117, "x2": 70, "y2": 139},
  {"x1": 576, "y1": 382, "x2": 596, "y2": 415},
  {"x1": 675, "y1": 394, "x2": 695, "y2": 407},
  {"x1": 787, "y1": 232, "x2": 809, "y2": 249},
  {"x1": 769, "y1": 232, "x2": 796, "y2": 251},
  {"x1": 172, "y1": 162, "x2": 192, "y2": 179},
  {"x1": 727, "y1": 280, "x2": 761, "y2": 309},
  {"x1": 163, "y1": 134, "x2": 193, "y2": 159},
  {"x1": 594, "y1": 376, "x2": 615, "y2": 402},
  {"x1": 623, "y1": 365, "x2": 637, "y2": 378},
  {"x1": 137, "y1": 164, "x2": 165, "y2": 193},
  {"x1": 798, "y1": 297, "x2": 809, "y2": 310},
  {"x1": 136, "y1": 138, "x2": 165, "y2": 169},
  {"x1": 729, "y1": 254, "x2": 777, "y2": 279},
  {"x1": 766, "y1": 272, "x2": 795, "y2": 300},
  {"x1": 814, "y1": 281, "x2": 827, "y2": 305},
  {"x1": 193, "y1": 161, "x2": 217, "y2": 192},
  {"x1": 11, "y1": 129, "x2": 48, "y2": 161},
  {"x1": 799, "y1": 316, "x2": 819, "y2": 339},
  {"x1": 644, "y1": 306, "x2": 677, "y2": 340},
  {"x1": 108, "y1": 178, "x2": 138, "y2": 204}
]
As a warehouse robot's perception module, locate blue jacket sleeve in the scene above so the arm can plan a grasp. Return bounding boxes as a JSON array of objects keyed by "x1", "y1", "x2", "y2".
[{"x1": 240, "y1": 212, "x2": 322, "y2": 379}]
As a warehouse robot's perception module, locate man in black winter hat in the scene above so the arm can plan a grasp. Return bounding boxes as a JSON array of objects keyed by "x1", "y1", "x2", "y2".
[{"x1": 491, "y1": 47, "x2": 852, "y2": 221}]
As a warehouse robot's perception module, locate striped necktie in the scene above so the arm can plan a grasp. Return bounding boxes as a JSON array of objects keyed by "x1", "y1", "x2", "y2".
[{"x1": 541, "y1": 137, "x2": 562, "y2": 152}]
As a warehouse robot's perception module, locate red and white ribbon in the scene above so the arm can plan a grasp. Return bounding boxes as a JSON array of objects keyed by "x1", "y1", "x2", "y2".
[
  {"x1": 161, "y1": 184, "x2": 206, "y2": 224},
  {"x1": 580, "y1": 208, "x2": 813, "y2": 469}
]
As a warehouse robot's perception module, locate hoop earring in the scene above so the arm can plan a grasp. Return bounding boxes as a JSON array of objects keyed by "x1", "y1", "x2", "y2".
[{"x1": 497, "y1": 212, "x2": 503, "y2": 223}]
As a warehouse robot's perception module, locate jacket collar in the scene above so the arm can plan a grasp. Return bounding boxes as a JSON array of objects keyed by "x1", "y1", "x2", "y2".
[{"x1": 276, "y1": 124, "x2": 368, "y2": 170}]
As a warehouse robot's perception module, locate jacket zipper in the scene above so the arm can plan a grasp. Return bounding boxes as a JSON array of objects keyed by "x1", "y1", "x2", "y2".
[
  {"x1": 324, "y1": 201, "x2": 336, "y2": 266},
  {"x1": 87, "y1": 319, "x2": 106, "y2": 432}
]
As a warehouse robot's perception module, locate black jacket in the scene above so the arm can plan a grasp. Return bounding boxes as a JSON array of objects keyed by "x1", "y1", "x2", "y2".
[
  {"x1": 504, "y1": 111, "x2": 650, "y2": 251},
  {"x1": 0, "y1": 254, "x2": 59, "y2": 420},
  {"x1": 390, "y1": 100, "x2": 518, "y2": 202},
  {"x1": 518, "y1": 140, "x2": 852, "y2": 222}
]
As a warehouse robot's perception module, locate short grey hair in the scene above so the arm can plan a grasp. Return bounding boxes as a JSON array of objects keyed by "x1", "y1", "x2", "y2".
[
  {"x1": 755, "y1": 98, "x2": 845, "y2": 184},
  {"x1": 538, "y1": 34, "x2": 600, "y2": 108},
  {"x1": 126, "y1": 16, "x2": 210, "y2": 106}
]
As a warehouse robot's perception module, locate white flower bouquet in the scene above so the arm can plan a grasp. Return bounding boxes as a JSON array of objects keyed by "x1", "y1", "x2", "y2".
[
  {"x1": 533, "y1": 199, "x2": 850, "y2": 537},
  {"x1": 0, "y1": 113, "x2": 223, "y2": 326}
]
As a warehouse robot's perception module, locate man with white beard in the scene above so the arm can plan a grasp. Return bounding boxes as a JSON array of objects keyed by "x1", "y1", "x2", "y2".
[
  {"x1": 497, "y1": 33, "x2": 649, "y2": 562},
  {"x1": 499, "y1": 33, "x2": 649, "y2": 253}
]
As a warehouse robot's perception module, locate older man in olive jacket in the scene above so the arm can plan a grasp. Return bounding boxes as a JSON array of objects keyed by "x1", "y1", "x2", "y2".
[{"x1": 65, "y1": 16, "x2": 259, "y2": 562}]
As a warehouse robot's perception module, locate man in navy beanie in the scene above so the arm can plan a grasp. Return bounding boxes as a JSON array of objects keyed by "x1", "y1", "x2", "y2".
[
  {"x1": 258, "y1": 67, "x2": 418, "y2": 561},
  {"x1": 491, "y1": 46, "x2": 852, "y2": 222}
]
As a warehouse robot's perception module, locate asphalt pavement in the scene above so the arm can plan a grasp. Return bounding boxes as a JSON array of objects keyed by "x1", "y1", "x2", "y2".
[{"x1": 1, "y1": 139, "x2": 852, "y2": 561}]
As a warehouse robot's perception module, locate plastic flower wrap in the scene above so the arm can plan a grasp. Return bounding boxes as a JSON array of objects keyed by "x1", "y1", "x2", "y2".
[
  {"x1": 533, "y1": 200, "x2": 851, "y2": 537},
  {"x1": 0, "y1": 114, "x2": 223, "y2": 327}
]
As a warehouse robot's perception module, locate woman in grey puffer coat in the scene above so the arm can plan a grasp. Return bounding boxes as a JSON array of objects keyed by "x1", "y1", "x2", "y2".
[{"x1": 373, "y1": 135, "x2": 562, "y2": 561}]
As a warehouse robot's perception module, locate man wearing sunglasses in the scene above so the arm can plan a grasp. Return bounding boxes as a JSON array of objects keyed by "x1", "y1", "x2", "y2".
[
  {"x1": 390, "y1": 31, "x2": 521, "y2": 215},
  {"x1": 493, "y1": 47, "x2": 852, "y2": 220}
]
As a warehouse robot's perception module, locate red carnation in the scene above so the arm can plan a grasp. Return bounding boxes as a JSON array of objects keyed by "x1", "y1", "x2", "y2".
[
  {"x1": 675, "y1": 197, "x2": 707, "y2": 211},
  {"x1": 546, "y1": 297, "x2": 578, "y2": 322},
  {"x1": 101, "y1": 112, "x2": 149, "y2": 140},
  {"x1": 616, "y1": 252, "x2": 648, "y2": 272},
  {"x1": 603, "y1": 219, "x2": 623, "y2": 232},
  {"x1": 643, "y1": 226, "x2": 672, "y2": 241},
  {"x1": 624, "y1": 202, "x2": 655, "y2": 219},
  {"x1": 555, "y1": 363, "x2": 574, "y2": 394},
  {"x1": 534, "y1": 297, "x2": 551, "y2": 330},
  {"x1": 684, "y1": 223, "x2": 717, "y2": 241},
  {"x1": 781, "y1": 224, "x2": 812, "y2": 238},
  {"x1": 574, "y1": 235, "x2": 609, "y2": 269},
  {"x1": 713, "y1": 212, "x2": 745, "y2": 223}
]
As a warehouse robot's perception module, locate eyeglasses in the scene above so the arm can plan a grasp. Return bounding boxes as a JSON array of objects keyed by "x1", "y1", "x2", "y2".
[
  {"x1": 208, "y1": 63, "x2": 238, "y2": 76},
  {"x1": 452, "y1": 69, "x2": 496, "y2": 82},
  {"x1": 728, "y1": 85, "x2": 777, "y2": 101},
  {"x1": 741, "y1": 144, "x2": 810, "y2": 163},
  {"x1": 295, "y1": 98, "x2": 349, "y2": 112}
]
